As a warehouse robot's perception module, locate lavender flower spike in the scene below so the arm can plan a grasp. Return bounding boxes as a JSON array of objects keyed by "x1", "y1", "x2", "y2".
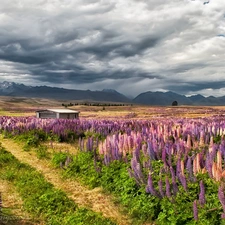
[
  {"x1": 218, "y1": 186, "x2": 225, "y2": 213},
  {"x1": 146, "y1": 173, "x2": 159, "y2": 197},
  {"x1": 193, "y1": 200, "x2": 198, "y2": 221},
  {"x1": 165, "y1": 177, "x2": 171, "y2": 198},
  {"x1": 199, "y1": 180, "x2": 206, "y2": 206},
  {"x1": 158, "y1": 178, "x2": 165, "y2": 198}
]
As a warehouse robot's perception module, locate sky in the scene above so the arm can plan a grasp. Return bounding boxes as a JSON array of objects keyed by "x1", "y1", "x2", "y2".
[{"x1": 0, "y1": 0, "x2": 225, "y2": 98}]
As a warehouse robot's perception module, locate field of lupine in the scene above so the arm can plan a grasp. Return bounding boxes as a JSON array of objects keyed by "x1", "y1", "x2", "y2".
[{"x1": 2, "y1": 109, "x2": 225, "y2": 224}]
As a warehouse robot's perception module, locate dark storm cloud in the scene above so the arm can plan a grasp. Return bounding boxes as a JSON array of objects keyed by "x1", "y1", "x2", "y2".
[
  {"x1": 167, "y1": 62, "x2": 207, "y2": 74},
  {"x1": 0, "y1": 0, "x2": 225, "y2": 97},
  {"x1": 113, "y1": 37, "x2": 159, "y2": 58},
  {"x1": 159, "y1": 80, "x2": 225, "y2": 97}
]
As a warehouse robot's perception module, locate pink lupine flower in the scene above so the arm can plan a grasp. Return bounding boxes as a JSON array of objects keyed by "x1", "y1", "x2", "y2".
[
  {"x1": 217, "y1": 150, "x2": 222, "y2": 172},
  {"x1": 180, "y1": 160, "x2": 185, "y2": 177},
  {"x1": 193, "y1": 157, "x2": 197, "y2": 176}
]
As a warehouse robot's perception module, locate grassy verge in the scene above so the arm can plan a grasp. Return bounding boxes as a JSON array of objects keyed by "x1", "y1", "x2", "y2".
[
  {"x1": 52, "y1": 150, "x2": 222, "y2": 225},
  {"x1": 0, "y1": 178, "x2": 37, "y2": 225},
  {"x1": 0, "y1": 143, "x2": 116, "y2": 225},
  {"x1": 52, "y1": 151, "x2": 158, "y2": 225}
]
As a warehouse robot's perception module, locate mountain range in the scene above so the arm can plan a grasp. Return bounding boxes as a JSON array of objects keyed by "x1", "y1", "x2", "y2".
[{"x1": 1, "y1": 81, "x2": 225, "y2": 106}]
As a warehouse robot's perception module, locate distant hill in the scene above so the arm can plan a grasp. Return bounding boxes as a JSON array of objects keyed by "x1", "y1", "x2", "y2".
[
  {"x1": 1, "y1": 81, "x2": 225, "y2": 105},
  {"x1": 133, "y1": 91, "x2": 225, "y2": 106},
  {"x1": 0, "y1": 81, "x2": 130, "y2": 103},
  {"x1": 133, "y1": 91, "x2": 192, "y2": 105}
]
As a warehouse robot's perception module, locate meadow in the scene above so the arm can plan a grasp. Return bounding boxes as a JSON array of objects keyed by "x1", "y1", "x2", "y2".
[{"x1": 1, "y1": 96, "x2": 225, "y2": 224}]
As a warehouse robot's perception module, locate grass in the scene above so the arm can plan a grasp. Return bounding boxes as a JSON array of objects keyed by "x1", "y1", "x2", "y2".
[
  {"x1": 0, "y1": 180, "x2": 36, "y2": 225},
  {"x1": 0, "y1": 137, "x2": 132, "y2": 225},
  {"x1": 0, "y1": 142, "x2": 117, "y2": 225}
]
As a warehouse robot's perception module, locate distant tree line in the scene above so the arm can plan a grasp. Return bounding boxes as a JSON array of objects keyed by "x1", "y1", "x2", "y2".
[{"x1": 62, "y1": 102, "x2": 133, "y2": 107}]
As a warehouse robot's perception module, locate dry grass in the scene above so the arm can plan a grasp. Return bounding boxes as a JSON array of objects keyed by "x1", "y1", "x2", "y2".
[
  {"x1": 44, "y1": 141, "x2": 79, "y2": 155},
  {"x1": 0, "y1": 96, "x2": 64, "y2": 117},
  {"x1": 0, "y1": 137, "x2": 133, "y2": 225},
  {"x1": 1, "y1": 95, "x2": 225, "y2": 119},
  {"x1": 0, "y1": 180, "x2": 40, "y2": 225}
]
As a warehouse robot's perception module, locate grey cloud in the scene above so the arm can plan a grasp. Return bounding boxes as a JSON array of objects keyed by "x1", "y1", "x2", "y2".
[
  {"x1": 1, "y1": 0, "x2": 225, "y2": 97},
  {"x1": 161, "y1": 80, "x2": 225, "y2": 95}
]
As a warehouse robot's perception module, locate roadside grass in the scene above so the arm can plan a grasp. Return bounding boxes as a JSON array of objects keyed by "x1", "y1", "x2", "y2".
[
  {"x1": 52, "y1": 151, "x2": 157, "y2": 225},
  {"x1": 1, "y1": 133, "x2": 153, "y2": 225},
  {"x1": 0, "y1": 137, "x2": 132, "y2": 225},
  {"x1": 0, "y1": 179, "x2": 38, "y2": 225},
  {"x1": 0, "y1": 143, "x2": 116, "y2": 225}
]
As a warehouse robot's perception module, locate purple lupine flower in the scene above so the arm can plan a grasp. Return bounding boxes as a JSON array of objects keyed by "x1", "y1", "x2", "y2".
[
  {"x1": 186, "y1": 156, "x2": 193, "y2": 180},
  {"x1": 179, "y1": 175, "x2": 187, "y2": 191},
  {"x1": 104, "y1": 154, "x2": 110, "y2": 166},
  {"x1": 162, "y1": 147, "x2": 167, "y2": 165},
  {"x1": 133, "y1": 146, "x2": 141, "y2": 162},
  {"x1": 199, "y1": 151, "x2": 205, "y2": 169},
  {"x1": 170, "y1": 166, "x2": 178, "y2": 195},
  {"x1": 165, "y1": 177, "x2": 171, "y2": 198},
  {"x1": 219, "y1": 140, "x2": 225, "y2": 160},
  {"x1": 193, "y1": 200, "x2": 198, "y2": 221},
  {"x1": 211, "y1": 144, "x2": 218, "y2": 161},
  {"x1": 131, "y1": 155, "x2": 145, "y2": 185},
  {"x1": 128, "y1": 168, "x2": 142, "y2": 186},
  {"x1": 146, "y1": 173, "x2": 159, "y2": 197},
  {"x1": 199, "y1": 180, "x2": 206, "y2": 206},
  {"x1": 147, "y1": 140, "x2": 156, "y2": 160},
  {"x1": 167, "y1": 150, "x2": 172, "y2": 167},
  {"x1": 176, "y1": 157, "x2": 181, "y2": 178},
  {"x1": 158, "y1": 178, "x2": 165, "y2": 198},
  {"x1": 142, "y1": 143, "x2": 148, "y2": 157},
  {"x1": 205, "y1": 153, "x2": 213, "y2": 178},
  {"x1": 218, "y1": 186, "x2": 225, "y2": 212}
]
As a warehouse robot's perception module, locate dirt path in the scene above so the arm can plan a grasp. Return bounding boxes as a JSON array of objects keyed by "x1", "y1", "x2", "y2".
[
  {"x1": 0, "y1": 179, "x2": 41, "y2": 225},
  {"x1": 0, "y1": 137, "x2": 132, "y2": 225}
]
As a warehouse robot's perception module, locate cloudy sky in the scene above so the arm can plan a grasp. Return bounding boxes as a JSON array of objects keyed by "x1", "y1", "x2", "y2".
[{"x1": 0, "y1": 0, "x2": 225, "y2": 97}]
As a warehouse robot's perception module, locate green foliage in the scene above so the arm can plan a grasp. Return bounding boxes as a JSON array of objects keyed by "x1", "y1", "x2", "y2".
[
  {"x1": 0, "y1": 145, "x2": 15, "y2": 165},
  {"x1": 0, "y1": 208, "x2": 28, "y2": 225},
  {"x1": 84, "y1": 131, "x2": 105, "y2": 140},
  {"x1": 14, "y1": 129, "x2": 49, "y2": 151},
  {"x1": 56, "y1": 208, "x2": 115, "y2": 225},
  {"x1": 0, "y1": 168, "x2": 17, "y2": 181},
  {"x1": 64, "y1": 151, "x2": 101, "y2": 188},
  {"x1": 35, "y1": 145, "x2": 50, "y2": 159},
  {"x1": 51, "y1": 147, "x2": 225, "y2": 225},
  {"x1": 57, "y1": 130, "x2": 85, "y2": 142},
  {"x1": 156, "y1": 174, "x2": 222, "y2": 225},
  {"x1": 54, "y1": 152, "x2": 159, "y2": 224},
  {"x1": 51, "y1": 152, "x2": 68, "y2": 168},
  {"x1": 214, "y1": 135, "x2": 222, "y2": 144},
  {"x1": 0, "y1": 144, "x2": 116, "y2": 225}
]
